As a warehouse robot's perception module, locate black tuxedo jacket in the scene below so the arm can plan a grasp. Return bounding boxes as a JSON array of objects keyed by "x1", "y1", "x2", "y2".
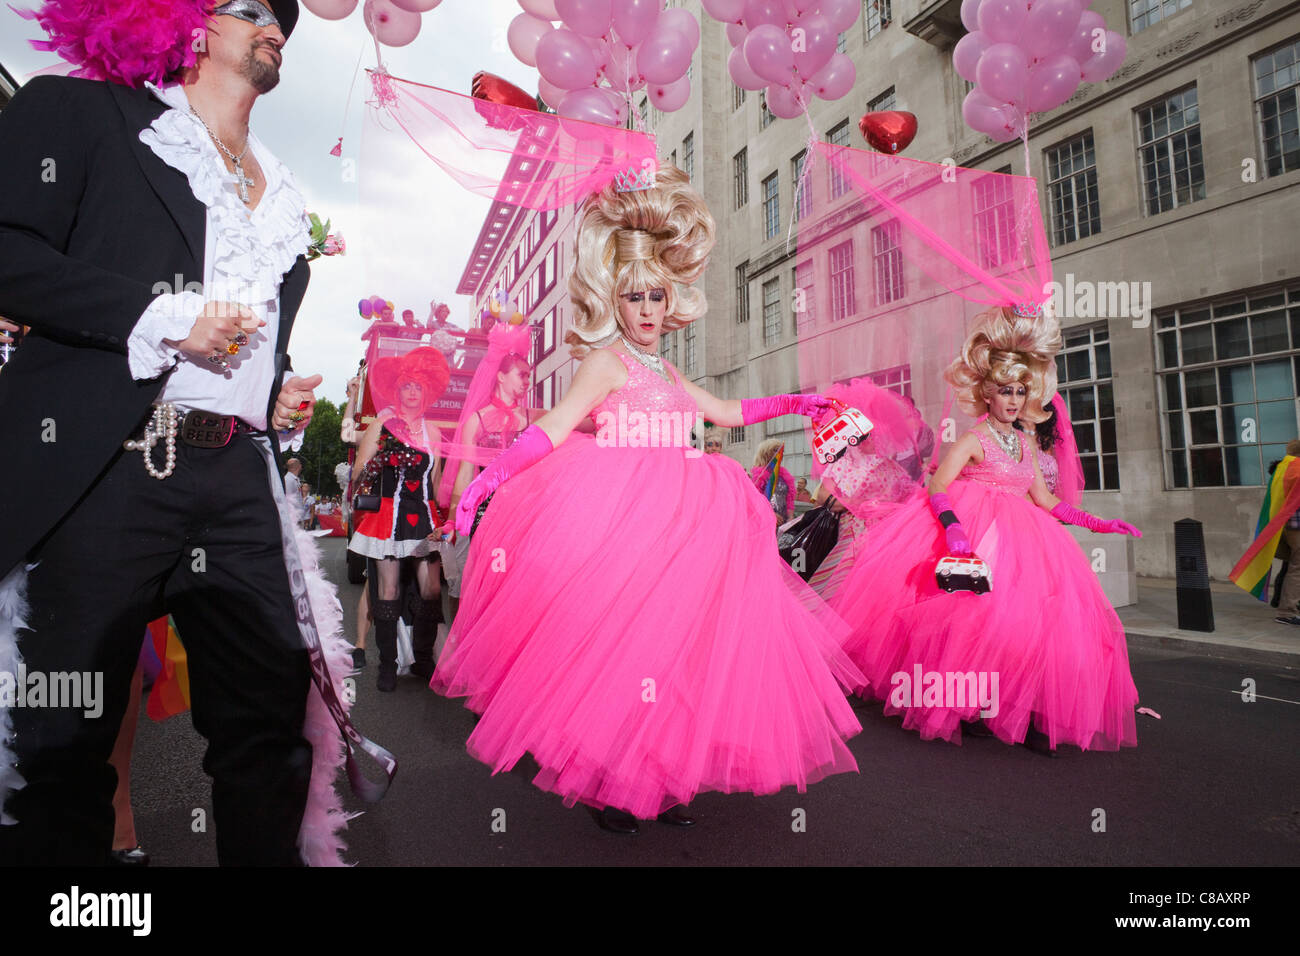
[{"x1": 0, "y1": 77, "x2": 310, "y2": 574}]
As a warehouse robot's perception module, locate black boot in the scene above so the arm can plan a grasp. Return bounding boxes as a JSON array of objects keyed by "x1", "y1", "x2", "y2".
[
  {"x1": 409, "y1": 597, "x2": 441, "y2": 680},
  {"x1": 373, "y1": 599, "x2": 401, "y2": 693}
]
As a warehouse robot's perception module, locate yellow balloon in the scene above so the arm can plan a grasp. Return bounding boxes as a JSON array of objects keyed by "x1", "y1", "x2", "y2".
[{"x1": 508, "y1": 311, "x2": 526, "y2": 325}]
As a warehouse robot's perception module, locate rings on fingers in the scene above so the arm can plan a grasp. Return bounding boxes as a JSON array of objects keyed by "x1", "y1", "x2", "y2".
[
  {"x1": 289, "y1": 410, "x2": 306, "y2": 424},
  {"x1": 207, "y1": 350, "x2": 230, "y2": 369},
  {"x1": 232, "y1": 331, "x2": 249, "y2": 347}
]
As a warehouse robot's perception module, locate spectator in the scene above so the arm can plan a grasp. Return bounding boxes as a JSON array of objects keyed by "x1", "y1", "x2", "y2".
[
  {"x1": 751, "y1": 439, "x2": 795, "y2": 523},
  {"x1": 795, "y1": 477, "x2": 813, "y2": 503},
  {"x1": 284, "y1": 459, "x2": 304, "y2": 523}
]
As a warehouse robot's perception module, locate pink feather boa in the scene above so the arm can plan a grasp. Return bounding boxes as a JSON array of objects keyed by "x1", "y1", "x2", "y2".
[{"x1": 16, "y1": 0, "x2": 213, "y2": 88}]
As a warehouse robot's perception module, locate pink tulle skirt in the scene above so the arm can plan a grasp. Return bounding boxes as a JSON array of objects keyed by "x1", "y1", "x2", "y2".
[
  {"x1": 829, "y1": 481, "x2": 1138, "y2": 750},
  {"x1": 432, "y1": 434, "x2": 865, "y2": 817}
]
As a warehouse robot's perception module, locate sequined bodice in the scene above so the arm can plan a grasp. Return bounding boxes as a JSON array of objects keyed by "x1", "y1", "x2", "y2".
[
  {"x1": 960, "y1": 426, "x2": 1037, "y2": 496},
  {"x1": 1038, "y1": 447, "x2": 1059, "y2": 495},
  {"x1": 475, "y1": 407, "x2": 523, "y2": 453},
  {"x1": 591, "y1": 350, "x2": 697, "y2": 449}
]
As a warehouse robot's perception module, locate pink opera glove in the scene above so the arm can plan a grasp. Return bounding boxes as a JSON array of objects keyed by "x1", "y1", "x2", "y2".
[
  {"x1": 741, "y1": 393, "x2": 835, "y2": 425},
  {"x1": 1051, "y1": 502, "x2": 1142, "y2": 537},
  {"x1": 454, "y1": 425, "x2": 553, "y2": 535},
  {"x1": 929, "y1": 492, "x2": 972, "y2": 556}
]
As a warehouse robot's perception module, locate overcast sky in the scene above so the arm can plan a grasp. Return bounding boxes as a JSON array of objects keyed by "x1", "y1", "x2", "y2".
[{"x1": 0, "y1": 1, "x2": 547, "y2": 406}]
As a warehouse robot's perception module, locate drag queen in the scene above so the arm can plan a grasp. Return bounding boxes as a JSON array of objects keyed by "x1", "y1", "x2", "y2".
[
  {"x1": 829, "y1": 307, "x2": 1141, "y2": 753},
  {"x1": 433, "y1": 165, "x2": 864, "y2": 833},
  {"x1": 349, "y1": 347, "x2": 449, "y2": 690}
]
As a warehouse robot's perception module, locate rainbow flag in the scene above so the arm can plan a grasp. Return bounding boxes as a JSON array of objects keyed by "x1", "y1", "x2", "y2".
[
  {"x1": 763, "y1": 444, "x2": 784, "y2": 499},
  {"x1": 145, "y1": 615, "x2": 191, "y2": 720},
  {"x1": 1230, "y1": 456, "x2": 1300, "y2": 600}
]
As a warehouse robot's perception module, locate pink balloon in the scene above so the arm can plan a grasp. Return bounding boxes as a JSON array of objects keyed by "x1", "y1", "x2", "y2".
[
  {"x1": 766, "y1": 82, "x2": 804, "y2": 118},
  {"x1": 302, "y1": 0, "x2": 358, "y2": 20},
  {"x1": 726, "y1": 22, "x2": 748, "y2": 47},
  {"x1": 809, "y1": 52, "x2": 854, "y2": 101},
  {"x1": 744, "y1": 23, "x2": 795, "y2": 85},
  {"x1": 962, "y1": 87, "x2": 1015, "y2": 137},
  {"x1": 604, "y1": 40, "x2": 644, "y2": 92},
  {"x1": 364, "y1": 0, "x2": 421, "y2": 47},
  {"x1": 1069, "y1": 11, "x2": 1105, "y2": 63},
  {"x1": 558, "y1": 86, "x2": 623, "y2": 126},
  {"x1": 611, "y1": 0, "x2": 660, "y2": 45},
  {"x1": 976, "y1": 41, "x2": 1030, "y2": 106},
  {"x1": 1081, "y1": 30, "x2": 1126, "y2": 83},
  {"x1": 537, "y1": 77, "x2": 567, "y2": 109},
  {"x1": 743, "y1": 0, "x2": 786, "y2": 29},
  {"x1": 638, "y1": 24, "x2": 694, "y2": 84},
  {"x1": 1024, "y1": 52, "x2": 1080, "y2": 111},
  {"x1": 508, "y1": 13, "x2": 554, "y2": 68},
  {"x1": 792, "y1": 13, "x2": 835, "y2": 79},
  {"x1": 586, "y1": 34, "x2": 611, "y2": 72},
  {"x1": 557, "y1": 0, "x2": 611, "y2": 39},
  {"x1": 648, "y1": 74, "x2": 691, "y2": 112},
  {"x1": 988, "y1": 123, "x2": 1022, "y2": 143},
  {"x1": 702, "y1": 0, "x2": 745, "y2": 24},
  {"x1": 536, "y1": 27, "x2": 598, "y2": 91},
  {"x1": 782, "y1": 0, "x2": 815, "y2": 19},
  {"x1": 660, "y1": 7, "x2": 701, "y2": 48},
  {"x1": 960, "y1": 0, "x2": 983, "y2": 33},
  {"x1": 1024, "y1": 0, "x2": 1082, "y2": 60},
  {"x1": 953, "y1": 30, "x2": 991, "y2": 84},
  {"x1": 370, "y1": 295, "x2": 388, "y2": 313},
  {"x1": 978, "y1": 0, "x2": 1030, "y2": 44},
  {"x1": 519, "y1": 0, "x2": 560, "y2": 18},
  {"x1": 390, "y1": 0, "x2": 440, "y2": 11},
  {"x1": 820, "y1": 0, "x2": 859, "y2": 33},
  {"x1": 728, "y1": 43, "x2": 766, "y2": 90}
]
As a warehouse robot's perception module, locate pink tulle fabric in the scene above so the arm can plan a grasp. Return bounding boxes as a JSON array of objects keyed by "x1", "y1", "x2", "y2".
[
  {"x1": 17, "y1": 0, "x2": 211, "y2": 88},
  {"x1": 1048, "y1": 393, "x2": 1084, "y2": 507},
  {"x1": 367, "y1": 72, "x2": 656, "y2": 212},
  {"x1": 813, "y1": 377, "x2": 934, "y2": 484},
  {"x1": 829, "y1": 427, "x2": 1138, "y2": 750},
  {"x1": 432, "y1": 352, "x2": 864, "y2": 817}
]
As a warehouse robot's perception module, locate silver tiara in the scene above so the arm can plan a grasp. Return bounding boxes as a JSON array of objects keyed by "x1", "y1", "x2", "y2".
[
  {"x1": 613, "y1": 165, "x2": 654, "y2": 193},
  {"x1": 1011, "y1": 302, "x2": 1044, "y2": 319}
]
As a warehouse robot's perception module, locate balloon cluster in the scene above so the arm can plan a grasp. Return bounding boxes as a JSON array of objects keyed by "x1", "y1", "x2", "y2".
[
  {"x1": 954, "y1": 0, "x2": 1126, "y2": 142},
  {"x1": 482, "y1": 289, "x2": 528, "y2": 326},
  {"x1": 301, "y1": 0, "x2": 442, "y2": 49},
  {"x1": 508, "y1": 0, "x2": 701, "y2": 127},
  {"x1": 703, "y1": 0, "x2": 860, "y2": 120},
  {"x1": 358, "y1": 294, "x2": 396, "y2": 319}
]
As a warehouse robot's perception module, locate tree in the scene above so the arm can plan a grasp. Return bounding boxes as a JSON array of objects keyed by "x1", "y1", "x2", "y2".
[{"x1": 297, "y1": 398, "x2": 348, "y2": 495}]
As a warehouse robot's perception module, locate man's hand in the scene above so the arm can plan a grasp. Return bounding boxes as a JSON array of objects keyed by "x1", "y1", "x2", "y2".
[
  {"x1": 168, "y1": 301, "x2": 264, "y2": 366},
  {"x1": 0, "y1": 317, "x2": 19, "y2": 345},
  {"x1": 273, "y1": 373, "x2": 323, "y2": 432}
]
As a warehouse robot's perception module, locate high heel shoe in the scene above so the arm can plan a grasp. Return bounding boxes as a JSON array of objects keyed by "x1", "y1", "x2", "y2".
[
  {"x1": 656, "y1": 806, "x2": 696, "y2": 827},
  {"x1": 588, "y1": 805, "x2": 639, "y2": 835}
]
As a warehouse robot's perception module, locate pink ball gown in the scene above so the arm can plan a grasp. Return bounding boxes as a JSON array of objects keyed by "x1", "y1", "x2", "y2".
[
  {"x1": 829, "y1": 427, "x2": 1138, "y2": 751},
  {"x1": 432, "y1": 350, "x2": 865, "y2": 817}
]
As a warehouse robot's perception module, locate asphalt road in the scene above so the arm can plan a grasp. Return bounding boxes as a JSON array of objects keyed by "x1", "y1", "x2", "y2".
[{"x1": 126, "y1": 537, "x2": 1300, "y2": 867}]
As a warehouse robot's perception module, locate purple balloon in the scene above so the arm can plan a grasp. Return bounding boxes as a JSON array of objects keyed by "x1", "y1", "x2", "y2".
[
  {"x1": 559, "y1": 87, "x2": 623, "y2": 126},
  {"x1": 820, "y1": 0, "x2": 859, "y2": 33},
  {"x1": 1024, "y1": 0, "x2": 1082, "y2": 60},
  {"x1": 660, "y1": 7, "x2": 701, "y2": 48},
  {"x1": 1069, "y1": 10, "x2": 1105, "y2": 63},
  {"x1": 557, "y1": 0, "x2": 612, "y2": 39},
  {"x1": 1081, "y1": 30, "x2": 1126, "y2": 83},
  {"x1": 744, "y1": 23, "x2": 795, "y2": 85},
  {"x1": 728, "y1": 43, "x2": 767, "y2": 90},
  {"x1": 649, "y1": 74, "x2": 691, "y2": 112},
  {"x1": 766, "y1": 81, "x2": 805, "y2": 118},
  {"x1": 978, "y1": 0, "x2": 1030, "y2": 45},
  {"x1": 726, "y1": 21, "x2": 748, "y2": 46},
  {"x1": 638, "y1": 23, "x2": 694, "y2": 84},
  {"x1": 976, "y1": 41, "x2": 1030, "y2": 106},
  {"x1": 1024, "y1": 52, "x2": 1081, "y2": 112},
  {"x1": 702, "y1": 0, "x2": 745, "y2": 24},
  {"x1": 952, "y1": 30, "x2": 991, "y2": 84},
  {"x1": 370, "y1": 295, "x2": 387, "y2": 313},
  {"x1": 611, "y1": 0, "x2": 660, "y2": 46},
  {"x1": 960, "y1": 0, "x2": 983, "y2": 33},
  {"x1": 743, "y1": 0, "x2": 786, "y2": 29},
  {"x1": 536, "y1": 28, "x2": 599, "y2": 92},
  {"x1": 792, "y1": 13, "x2": 835, "y2": 79},
  {"x1": 810, "y1": 52, "x2": 854, "y2": 101},
  {"x1": 358, "y1": 298, "x2": 373, "y2": 318}
]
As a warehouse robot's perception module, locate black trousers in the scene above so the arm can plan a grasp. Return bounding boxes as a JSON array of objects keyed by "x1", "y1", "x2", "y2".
[{"x1": 0, "y1": 433, "x2": 312, "y2": 866}]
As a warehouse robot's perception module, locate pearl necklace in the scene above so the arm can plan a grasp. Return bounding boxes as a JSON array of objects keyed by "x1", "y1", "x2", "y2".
[
  {"x1": 987, "y1": 422, "x2": 1022, "y2": 462},
  {"x1": 620, "y1": 335, "x2": 670, "y2": 382},
  {"x1": 123, "y1": 403, "x2": 179, "y2": 479}
]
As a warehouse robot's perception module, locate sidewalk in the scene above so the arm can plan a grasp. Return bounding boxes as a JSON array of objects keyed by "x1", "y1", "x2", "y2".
[{"x1": 1120, "y1": 577, "x2": 1300, "y2": 665}]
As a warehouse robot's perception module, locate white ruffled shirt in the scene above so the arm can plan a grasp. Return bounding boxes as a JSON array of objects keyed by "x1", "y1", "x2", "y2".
[{"x1": 126, "y1": 82, "x2": 311, "y2": 434}]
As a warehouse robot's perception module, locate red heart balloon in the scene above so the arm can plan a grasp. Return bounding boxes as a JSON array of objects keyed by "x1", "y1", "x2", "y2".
[
  {"x1": 859, "y1": 111, "x2": 919, "y2": 155},
  {"x1": 406, "y1": 513, "x2": 419, "y2": 527},
  {"x1": 471, "y1": 71, "x2": 537, "y2": 112}
]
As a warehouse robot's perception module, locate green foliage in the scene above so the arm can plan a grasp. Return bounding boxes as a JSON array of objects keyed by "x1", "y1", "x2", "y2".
[{"x1": 297, "y1": 397, "x2": 348, "y2": 495}]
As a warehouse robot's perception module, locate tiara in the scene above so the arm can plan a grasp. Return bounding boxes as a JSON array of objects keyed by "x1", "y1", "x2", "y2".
[
  {"x1": 613, "y1": 164, "x2": 654, "y2": 193},
  {"x1": 1011, "y1": 302, "x2": 1044, "y2": 319}
]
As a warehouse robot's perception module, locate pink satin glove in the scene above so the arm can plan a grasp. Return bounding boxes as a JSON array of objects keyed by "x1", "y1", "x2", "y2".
[
  {"x1": 929, "y1": 492, "x2": 972, "y2": 556},
  {"x1": 741, "y1": 393, "x2": 835, "y2": 425},
  {"x1": 1051, "y1": 502, "x2": 1142, "y2": 537},
  {"x1": 455, "y1": 425, "x2": 554, "y2": 535}
]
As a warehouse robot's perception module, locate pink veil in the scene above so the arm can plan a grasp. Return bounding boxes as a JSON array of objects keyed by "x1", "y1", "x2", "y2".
[
  {"x1": 813, "y1": 377, "x2": 933, "y2": 484},
  {"x1": 1049, "y1": 392, "x2": 1084, "y2": 507}
]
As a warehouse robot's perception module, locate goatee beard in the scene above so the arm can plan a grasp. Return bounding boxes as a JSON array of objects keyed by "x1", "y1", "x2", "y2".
[{"x1": 242, "y1": 46, "x2": 280, "y2": 94}]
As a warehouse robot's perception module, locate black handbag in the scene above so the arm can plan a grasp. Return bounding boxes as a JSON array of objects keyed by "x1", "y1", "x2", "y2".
[
  {"x1": 352, "y1": 494, "x2": 381, "y2": 513},
  {"x1": 778, "y1": 497, "x2": 840, "y2": 582}
]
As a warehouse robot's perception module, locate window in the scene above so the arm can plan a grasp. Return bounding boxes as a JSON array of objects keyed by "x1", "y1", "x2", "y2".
[
  {"x1": 868, "y1": 364, "x2": 912, "y2": 400},
  {"x1": 1137, "y1": 86, "x2": 1204, "y2": 215},
  {"x1": 535, "y1": 372, "x2": 555, "y2": 410},
  {"x1": 541, "y1": 205, "x2": 558, "y2": 237},
  {"x1": 973, "y1": 167, "x2": 1016, "y2": 270},
  {"x1": 762, "y1": 171, "x2": 780, "y2": 240},
  {"x1": 539, "y1": 244, "x2": 558, "y2": 297},
  {"x1": 684, "y1": 323, "x2": 696, "y2": 374},
  {"x1": 791, "y1": 150, "x2": 812, "y2": 222},
  {"x1": 733, "y1": 83, "x2": 746, "y2": 111},
  {"x1": 1056, "y1": 325, "x2": 1119, "y2": 490},
  {"x1": 868, "y1": 86, "x2": 896, "y2": 113},
  {"x1": 864, "y1": 0, "x2": 891, "y2": 41},
  {"x1": 668, "y1": 149, "x2": 677, "y2": 169},
  {"x1": 541, "y1": 305, "x2": 557, "y2": 359},
  {"x1": 827, "y1": 120, "x2": 852, "y2": 198},
  {"x1": 872, "y1": 220, "x2": 904, "y2": 306},
  {"x1": 682, "y1": 131, "x2": 694, "y2": 182},
  {"x1": 735, "y1": 262, "x2": 750, "y2": 324},
  {"x1": 1129, "y1": 0, "x2": 1191, "y2": 34},
  {"x1": 730, "y1": 425, "x2": 747, "y2": 444},
  {"x1": 734, "y1": 148, "x2": 749, "y2": 209},
  {"x1": 660, "y1": 328, "x2": 678, "y2": 367},
  {"x1": 1046, "y1": 131, "x2": 1101, "y2": 246},
  {"x1": 1158, "y1": 284, "x2": 1300, "y2": 488},
  {"x1": 1254, "y1": 37, "x2": 1300, "y2": 178},
  {"x1": 760, "y1": 91, "x2": 775, "y2": 129},
  {"x1": 829, "y1": 240, "x2": 856, "y2": 321},
  {"x1": 795, "y1": 259, "x2": 815, "y2": 331},
  {"x1": 766, "y1": 425, "x2": 812, "y2": 483},
  {"x1": 637, "y1": 97, "x2": 649, "y2": 131},
  {"x1": 763, "y1": 277, "x2": 782, "y2": 344}
]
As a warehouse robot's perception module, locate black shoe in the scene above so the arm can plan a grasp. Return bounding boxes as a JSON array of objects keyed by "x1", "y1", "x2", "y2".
[
  {"x1": 1274, "y1": 615, "x2": 1300, "y2": 626},
  {"x1": 588, "y1": 806, "x2": 639, "y2": 835},
  {"x1": 109, "y1": 846, "x2": 150, "y2": 866},
  {"x1": 407, "y1": 660, "x2": 435, "y2": 680},
  {"x1": 962, "y1": 718, "x2": 995, "y2": 738},
  {"x1": 351, "y1": 646, "x2": 366, "y2": 669},
  {"x1": 656, "y1": 806, "x2": 695, "y2": 827},
  {"x1": 1024, "y1": 725, "x2": 1058, "y2": 758},
  {"x1": 373, "y1": 599, "x2": 401, "y2": 693}
]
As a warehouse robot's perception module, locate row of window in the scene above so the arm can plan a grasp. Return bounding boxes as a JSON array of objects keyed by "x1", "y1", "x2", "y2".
[{"x1": 657, "y1": 322, "x2": 697, "y2": 375}]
